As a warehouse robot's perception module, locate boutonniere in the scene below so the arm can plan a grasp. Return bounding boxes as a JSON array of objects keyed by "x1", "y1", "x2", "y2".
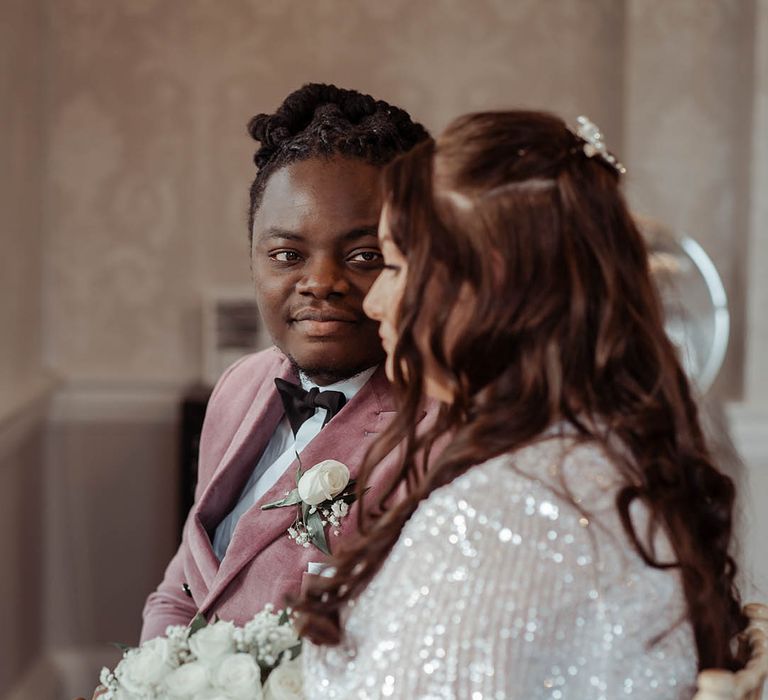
[{"x1": 261, "y1": 457, "x2": 359, "y2": 554}]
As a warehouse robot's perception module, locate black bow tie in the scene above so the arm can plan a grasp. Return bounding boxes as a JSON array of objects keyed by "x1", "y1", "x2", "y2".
[{"x1": 274, "y1": 378, "x2": 347, "y2": 436}]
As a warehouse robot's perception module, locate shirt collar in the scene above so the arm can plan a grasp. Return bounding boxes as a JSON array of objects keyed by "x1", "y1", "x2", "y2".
[{"x1": 298, "y1": 365, "x2": 378, "y2": 401}]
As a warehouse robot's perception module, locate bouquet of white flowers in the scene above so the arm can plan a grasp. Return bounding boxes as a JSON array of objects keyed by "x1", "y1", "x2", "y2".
[{"x1": 98, "y1": 605, "x2": 302, "y2": 700}]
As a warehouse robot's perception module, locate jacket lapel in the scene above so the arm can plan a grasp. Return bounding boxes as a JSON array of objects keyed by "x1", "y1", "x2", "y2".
[
  {"x1": 201, "y1": 366, "x2": 396, "y2": 609},
  {"x1": 188, "y1": 355, "x2": 297, "y2": 590}
]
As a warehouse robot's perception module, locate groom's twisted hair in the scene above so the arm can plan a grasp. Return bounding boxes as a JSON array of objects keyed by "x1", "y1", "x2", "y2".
[
  {"x1": 295, "y1": 111, "x2": 747, "y2": 672},
  {"x1": 246, "y1": 83, "x2": 429, "y2": 242}
]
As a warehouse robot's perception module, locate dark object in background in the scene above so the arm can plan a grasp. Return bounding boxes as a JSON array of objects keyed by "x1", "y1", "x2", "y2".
[{"x1": 179, "y1": 384, "x2": 212, "y2": 538}]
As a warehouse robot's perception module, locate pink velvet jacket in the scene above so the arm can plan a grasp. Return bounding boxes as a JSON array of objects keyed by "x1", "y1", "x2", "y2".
[{"x1": 141, "y1": 347, "x2": 428, "y2": 642}]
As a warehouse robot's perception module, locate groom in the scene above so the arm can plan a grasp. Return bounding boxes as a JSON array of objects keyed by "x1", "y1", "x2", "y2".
[{"x1": 140, "y1": 84, "x2": 431, "y2": 641}]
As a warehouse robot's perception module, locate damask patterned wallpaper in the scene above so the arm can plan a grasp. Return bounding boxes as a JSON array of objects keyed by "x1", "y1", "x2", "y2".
[
  {"x1": 42, "y1": 0, "x2": 625, "y2": 384},
  {"x1": 0, "y1": 3, "x2": 47, "y2": 693},
  {"x1": 746, "y1": 0, "x2": 768, "y2": 403},
  {"x1": 623, "y1": 0, "x2": 755, "y2": 398},
  {"x1": 0, "y1": 0, "x2": 46, "y2": 417},
  {"x1": 40, "y1": 0, "x2": 756, "y2": 398}
]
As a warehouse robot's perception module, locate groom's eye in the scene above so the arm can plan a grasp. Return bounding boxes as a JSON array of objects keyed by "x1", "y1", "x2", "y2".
[
  {"x1": 270, "y1": 250, "x2": 302, "y2": 263},
  {"x1": 348, "y1": 249, "x2": 384, "y2": 267}
]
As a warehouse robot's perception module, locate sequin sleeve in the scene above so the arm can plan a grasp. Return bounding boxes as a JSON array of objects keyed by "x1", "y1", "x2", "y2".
[{"x1": 303, "y1": 438, "x2": 697, "y2": 699}]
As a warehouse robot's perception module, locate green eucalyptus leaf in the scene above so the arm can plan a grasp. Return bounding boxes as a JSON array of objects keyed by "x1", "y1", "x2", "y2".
[
  {"x1": 261, "y1": 500, "x2": 286, "y2": 510},
  {"x1": 261, "y1": 488, "x2": 301, "y2": 510},
  {"x1": 284, "y1": 489, "x2": 303, "y2": 506},
  {"x1": 110, "y1": 642, "x2": 132, "y2": 653},
  {"x1": 306, "y1": 508, "x2": 330, "y2": 555}
]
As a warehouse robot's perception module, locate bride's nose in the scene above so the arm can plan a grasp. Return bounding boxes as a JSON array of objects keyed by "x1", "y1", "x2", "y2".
[{"x1": 363, "y1": 275, "x2": 385, "y2": 321}]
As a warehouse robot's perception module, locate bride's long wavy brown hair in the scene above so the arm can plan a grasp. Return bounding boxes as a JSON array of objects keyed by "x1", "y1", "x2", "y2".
[{"x1": 296, "y1": 110, "x2": 745, "y2": 670}]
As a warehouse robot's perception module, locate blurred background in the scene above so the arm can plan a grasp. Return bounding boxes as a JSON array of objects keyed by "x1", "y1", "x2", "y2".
[{"x1": 2, "y1": 0, "x2": 768, "y2": 697}]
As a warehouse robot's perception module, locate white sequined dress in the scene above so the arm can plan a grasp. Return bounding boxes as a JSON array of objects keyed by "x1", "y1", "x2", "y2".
[{"x1": 303, "y1": 436, "x2": 698, "y2": 699}]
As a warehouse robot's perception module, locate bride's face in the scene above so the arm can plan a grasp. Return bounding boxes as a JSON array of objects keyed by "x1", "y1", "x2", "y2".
[
  {"x1": 362, "y1": 206, "x2": 408, "y2": 384},
  {"x1": 363, "y1": 206, "x2": 455, "y2": 403}
]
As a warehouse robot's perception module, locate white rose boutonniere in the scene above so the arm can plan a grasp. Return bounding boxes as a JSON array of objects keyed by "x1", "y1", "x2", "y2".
[
  {"x1": 262, "y1": 455, "x2": 364, "y2": 554},
  {"x1": 297, "y1": 459, "x2": 350, "y2": 505}
]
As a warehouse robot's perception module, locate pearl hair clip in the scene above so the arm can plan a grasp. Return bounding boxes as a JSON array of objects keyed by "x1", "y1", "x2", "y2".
[{"x1": 574, "y1": 115, "x2": 627, "y2": 175}]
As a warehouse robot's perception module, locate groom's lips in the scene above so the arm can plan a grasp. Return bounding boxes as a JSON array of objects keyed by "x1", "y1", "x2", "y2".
[{"x1": 290, "y1": 308, "x2": 361, "y2": 338}]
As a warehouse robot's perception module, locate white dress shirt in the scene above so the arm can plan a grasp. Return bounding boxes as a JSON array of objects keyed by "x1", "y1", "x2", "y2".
[{"x1": 211, "y1": 366, "x2": 377, "y2": 560}]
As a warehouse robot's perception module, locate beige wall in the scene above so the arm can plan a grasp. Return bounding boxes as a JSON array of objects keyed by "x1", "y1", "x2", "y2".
[
  {"x1": 44, "y1": 411, "x2": 179, "y2": 648},
  {"x1": 747, "y1": 0, "x2": 768, "y2": 402},
  {"x1": 739, "y1": 0, "x2": 768, "y2": 599},
  {"x1": 0, "y1": 0, "x2": 47, "y2": 413},
  {"x1": 43, "y1": 0, "x2": 626, "y2": 385},
  {"x1": 0, "y1": 426, "x2": 45, "y2": 698},
  {"x1": 39, "y1": 0, "x2": 759, "y2": 401},
  {"x1": 624, "y1": 0, "x2": 755, "y2": 398},
  {"x1": 0, "y1": 0, "x2": 49, "y2": 696}
]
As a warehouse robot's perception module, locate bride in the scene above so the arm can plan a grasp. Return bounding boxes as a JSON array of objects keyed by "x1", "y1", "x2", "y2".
[{"x1": 296, "y1": 110, "x2": 746, "y2": 698}]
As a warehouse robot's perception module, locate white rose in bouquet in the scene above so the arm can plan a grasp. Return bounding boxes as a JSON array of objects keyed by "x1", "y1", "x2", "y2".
[
  {"x1": 115, "y1": 637, "x2": 174, "y2": 694},
  {"x1": 98, "y1": 608, "x2": 300, "y2": 700},
  {"x1": 211, "y1": 653, "x2": 263, "y2": 699},
  {"x1": 297, "y1": 459, "x2": 350, "y2": 506},
  {"x1": 191, "y1": 691, "x2": 232, "y2": 700},
  {"x1": 263, "y1": 655, "x2": 303, "y2": 700},
  {"x1": 112, "y1": 689, "x2": 141, "y2": 700},
  {"x1": 188, "y1": 620, "x2": 236, "y2": 664},
  {"x1": 163, "y1": 660, "x2": 209, "y2": 697}
]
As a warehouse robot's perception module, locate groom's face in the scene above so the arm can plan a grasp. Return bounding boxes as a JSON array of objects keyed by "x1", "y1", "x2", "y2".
[{"x1": 250, "y1": 156, "x2": 386, "y2": 385}]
